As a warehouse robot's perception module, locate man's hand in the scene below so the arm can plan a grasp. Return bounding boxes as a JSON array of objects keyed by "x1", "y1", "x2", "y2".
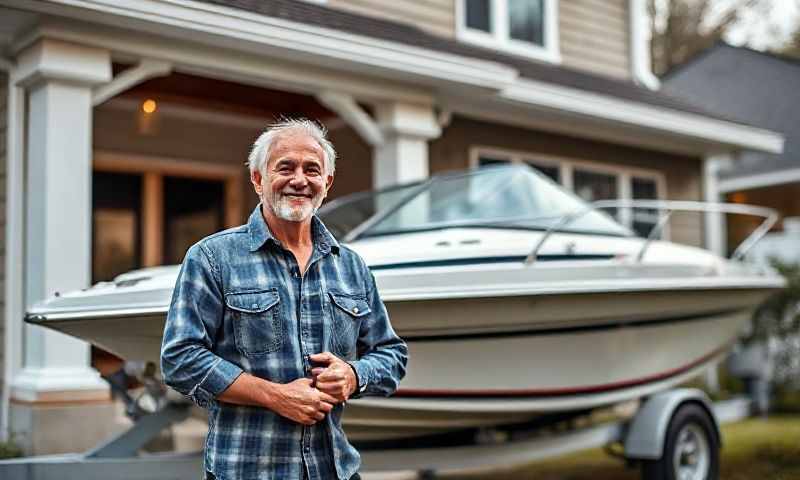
[
  {"x1": 270, "y1": 378, "x2": 337, "y2": 426},
  {"x1": 310, "y1": 352, "x2": 357, "y2": 403}
]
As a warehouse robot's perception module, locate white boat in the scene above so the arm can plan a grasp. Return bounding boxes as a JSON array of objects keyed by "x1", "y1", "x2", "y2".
[{"x1": 27, "y1": 165, "x2": 783, "y2": 442}]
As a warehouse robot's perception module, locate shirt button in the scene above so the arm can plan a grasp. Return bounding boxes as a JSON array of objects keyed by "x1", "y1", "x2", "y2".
[{"x1": 352, "y1": 307, "x2": 359, "y2": 314}]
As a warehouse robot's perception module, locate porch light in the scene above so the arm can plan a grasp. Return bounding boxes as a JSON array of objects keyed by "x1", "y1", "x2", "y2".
[
  {"x1": 730, "y1": 192, "x2": 747, "y2": 203},
  {"x1": 142, "y1": 99, "x2": 157, "y2": 114}
]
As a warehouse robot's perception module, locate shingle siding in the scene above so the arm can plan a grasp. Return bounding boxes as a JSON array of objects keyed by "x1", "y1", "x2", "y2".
[
  {"x1": 560, "y1": 0, "x2": 631, "y2": 80},
  {"x1": 327, "y1": 0, "x2": 455, "y2": 38},
  {"x1": 322, "y1": 0, "x2": 632, "y2": 80}
]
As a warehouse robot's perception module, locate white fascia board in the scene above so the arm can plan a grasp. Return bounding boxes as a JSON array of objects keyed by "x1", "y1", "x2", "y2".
[
  {"x1": 718, "y1": 167, "x2": 800, "y2": 193},
  {"x1": 501, "y1": 79, "x2": 785, "y2": 154},
  {"x1": 21, "y1": 0, "x2": 518, "y2": 91}
]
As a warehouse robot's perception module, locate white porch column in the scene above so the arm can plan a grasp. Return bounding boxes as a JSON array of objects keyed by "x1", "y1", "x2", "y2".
[
  {"x1": 703, "y1": 153, "x2": 731, "y2": 257},
  {"x1": 373, "y1": 102, "x2": 441, "y2": 188},
  {"x1": 702, "y1": 153, "x2": 732, "y2": 393},
  {"x1": 11, "y1": 39, "x2": 111, "y2": 403}
]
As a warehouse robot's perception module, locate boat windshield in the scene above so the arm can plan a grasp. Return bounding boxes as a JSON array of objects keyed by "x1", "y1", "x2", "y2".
[{"x1": 319, "y1": 165, "x2": 632, "y2": 240}]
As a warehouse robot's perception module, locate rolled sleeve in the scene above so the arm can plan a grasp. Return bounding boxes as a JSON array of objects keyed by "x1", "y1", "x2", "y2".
[
  {"x1": 189, "y1": 357, "x2": 243, "y2": 407},
  {"x1": 161, "y1": 243, "x2": 239, "y2": 408}
]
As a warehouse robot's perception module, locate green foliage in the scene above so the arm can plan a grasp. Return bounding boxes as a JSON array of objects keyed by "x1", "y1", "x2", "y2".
[
  {"x1": 749, "y1": 259, "x2": 800, "y2": 343},
  {"x1": 779, "y1": 22, "x2": 800, "y2": 60},
  {"x1": 746, "y1": 259, "x2": 800, "y2": 392},
  {"x1": 0, "y1": 439, "x2": 23, "y2": 460}
]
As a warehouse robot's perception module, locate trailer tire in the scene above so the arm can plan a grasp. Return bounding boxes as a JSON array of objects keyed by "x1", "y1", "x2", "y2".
[{"x1": 641, "y1": 403, "x2": 719, "y2": 480}]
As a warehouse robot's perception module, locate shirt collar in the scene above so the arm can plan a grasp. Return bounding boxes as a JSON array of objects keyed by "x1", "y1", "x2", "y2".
[{"x1": 248, "y1": 204, "x2": 340, "y2": 255}]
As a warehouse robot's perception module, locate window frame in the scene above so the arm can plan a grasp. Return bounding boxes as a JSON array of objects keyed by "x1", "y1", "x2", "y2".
[
  {"x1": 93, "y1": 150, "x2": 245, "y2": 267},
  {"x1": 456, "y1": 0, "x2": 561, "y2": 63},
  {"x1": 469, "y1": 146, "x2": 669, "y2": 239}
]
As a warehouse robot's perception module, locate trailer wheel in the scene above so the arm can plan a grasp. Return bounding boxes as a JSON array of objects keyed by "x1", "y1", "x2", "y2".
[{"x1": 641, "y1": 403, "x2": 719, "y2": 480}]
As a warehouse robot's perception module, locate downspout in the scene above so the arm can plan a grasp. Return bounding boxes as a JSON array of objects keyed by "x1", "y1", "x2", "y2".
[{"x1": 629, "y1": 0, "x2": 660, "y2": 90}]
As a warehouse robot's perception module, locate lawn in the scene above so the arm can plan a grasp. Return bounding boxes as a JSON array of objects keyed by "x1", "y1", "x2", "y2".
[{"x1": 442, "y1": 415, "x2": 800, "y2": 480}]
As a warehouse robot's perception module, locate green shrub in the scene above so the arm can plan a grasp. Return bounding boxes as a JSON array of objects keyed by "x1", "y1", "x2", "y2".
[{"x1": 0, "y1": 439, "x2": 23, "y2": 459}]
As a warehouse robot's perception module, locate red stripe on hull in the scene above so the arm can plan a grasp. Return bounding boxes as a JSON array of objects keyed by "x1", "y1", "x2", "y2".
[{"x1": 395, "y1": 342, "x2": 731, "y2": 398}]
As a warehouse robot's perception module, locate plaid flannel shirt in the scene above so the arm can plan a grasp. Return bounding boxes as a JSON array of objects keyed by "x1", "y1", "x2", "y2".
[{"x1": 161, "y1": 205, "x2": 408, "y2": 480}]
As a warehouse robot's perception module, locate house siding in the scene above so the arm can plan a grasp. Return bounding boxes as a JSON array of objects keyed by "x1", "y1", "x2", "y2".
[
  {"x1": 324, "y1": 0, "x2": 631, "y2": 80},
  {"x1": 560, "y1": 0, "x2": 631, "y2": 80},
  {"x1": 326, "y1": 0, "x2": 455, "y2": 38},
  {"x1": 429, "y1": 116, "x2": 703, "y2": 246},
  {"x1": 0, "y1": 73, "x2": 6, "y2": 385}
]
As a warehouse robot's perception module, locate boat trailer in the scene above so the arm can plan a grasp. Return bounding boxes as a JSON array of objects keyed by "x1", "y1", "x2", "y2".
[{"x1": 0, "y1": 386, "x2": 752, "y2": 480}]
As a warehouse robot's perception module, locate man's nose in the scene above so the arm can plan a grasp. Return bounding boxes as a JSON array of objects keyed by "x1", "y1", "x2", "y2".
[{"x1": 288, "y1": 168, "x2": 308, "y2": 187}]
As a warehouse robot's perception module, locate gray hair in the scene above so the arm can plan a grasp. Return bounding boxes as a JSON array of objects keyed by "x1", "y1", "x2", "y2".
[{"x1": 247, "y1": 118, "x2": 337, "y2": 176}]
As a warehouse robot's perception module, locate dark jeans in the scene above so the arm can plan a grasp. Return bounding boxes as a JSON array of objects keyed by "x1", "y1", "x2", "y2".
[{"x1": 205, "y1": 471, "x2": 361, "y2": 480}]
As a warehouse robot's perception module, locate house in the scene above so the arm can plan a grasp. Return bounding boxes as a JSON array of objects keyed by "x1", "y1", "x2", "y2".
[
  {"x1": 662, "y1": 43, "x2": 800, "y2": 259},
  {"x1": 0, "y1": 0, "x2": 783, "y2": 454}
]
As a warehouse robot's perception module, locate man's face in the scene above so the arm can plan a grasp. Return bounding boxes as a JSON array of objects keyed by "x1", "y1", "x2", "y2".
[{"x1": 254, "y1": 132, "x2": 333, "y2": 223}]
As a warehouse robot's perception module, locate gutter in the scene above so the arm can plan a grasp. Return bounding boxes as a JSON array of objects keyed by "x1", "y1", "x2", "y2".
[{"x1": 500, "y1": 79, "x2": 784, "y2": 154}]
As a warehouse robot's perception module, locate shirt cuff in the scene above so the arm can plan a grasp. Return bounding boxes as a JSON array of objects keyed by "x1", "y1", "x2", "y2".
[
  {"x1": 348, "y1": 360, "x2": 369, "y2": 398},
  {"x1": 191, "y1": 357, "x2": 243, "y2": 407}
]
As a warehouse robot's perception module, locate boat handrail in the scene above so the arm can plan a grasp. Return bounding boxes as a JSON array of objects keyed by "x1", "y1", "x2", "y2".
[{"x1": 524, "y1": 200, "x2": 779, "y2": 265}]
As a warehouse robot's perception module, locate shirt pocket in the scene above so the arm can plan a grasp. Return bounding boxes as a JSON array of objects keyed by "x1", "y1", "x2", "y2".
[
  {"x1": 328, "y1": 291, "x2": 371, "y2": 360},
  {"x1": 225, "y1": 288, "x2": 282, "y2": 357}
]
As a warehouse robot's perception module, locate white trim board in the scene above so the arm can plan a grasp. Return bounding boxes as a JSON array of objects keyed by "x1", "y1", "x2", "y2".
[{"x1": 719, "y1": 168, "x2": 800, "y2": 193}]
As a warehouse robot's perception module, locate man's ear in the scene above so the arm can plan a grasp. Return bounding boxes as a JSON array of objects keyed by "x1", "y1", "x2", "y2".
[
  {"x1": 324, "y1": 173, "x2": 334, "y2": 197},
  {"x1": 251, "y1": 169, "x2": 263, "y2": 196}
]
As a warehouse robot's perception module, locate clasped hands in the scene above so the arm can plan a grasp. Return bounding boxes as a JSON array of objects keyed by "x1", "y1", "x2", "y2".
[{"x1": 273, "y1": 351, "x2": 357, "y2": 426}]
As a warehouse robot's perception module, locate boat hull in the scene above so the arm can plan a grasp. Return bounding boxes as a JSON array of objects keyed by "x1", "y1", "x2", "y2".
[{"x1": 28, "y1": 282, "x2": 769, "y2": 440}]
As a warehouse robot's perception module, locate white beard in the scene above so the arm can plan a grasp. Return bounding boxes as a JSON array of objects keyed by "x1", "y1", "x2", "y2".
[{"x1": 265, "y1": 188, "x2": 325, "y2": 222}]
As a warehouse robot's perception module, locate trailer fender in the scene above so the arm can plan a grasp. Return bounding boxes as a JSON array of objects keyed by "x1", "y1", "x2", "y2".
[{"x1": 624, "y1": 388, "x2": 720, "y2": 460}]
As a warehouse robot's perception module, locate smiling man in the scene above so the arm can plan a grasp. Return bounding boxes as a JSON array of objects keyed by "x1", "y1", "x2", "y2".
[{"x1": 161, "y1": 119, "x2": 408, "y2": 480}]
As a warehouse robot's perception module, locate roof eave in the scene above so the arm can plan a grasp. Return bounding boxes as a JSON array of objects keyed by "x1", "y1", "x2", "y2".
[
  {"x1": 9, "y1": 0, "x2": 518, "y2": 92},
  {"x1": 501, "y1": 80, "x2": 784, "y2": 155}
]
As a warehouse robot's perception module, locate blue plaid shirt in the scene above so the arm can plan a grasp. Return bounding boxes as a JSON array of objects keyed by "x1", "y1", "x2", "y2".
[{"x1": 161, "y1": 205, "x2": 408, "y2": 480}]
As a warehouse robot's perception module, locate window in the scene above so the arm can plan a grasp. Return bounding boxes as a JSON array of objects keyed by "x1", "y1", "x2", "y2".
[
  {"x1": 458, "y1": 0, "x2": 559, "y2": 62},
  {"x1": 479, "y1": 155, "x2": 560, "y2": 183},
  {"x1": 472, "y1": 147, "x2": 668, "y2": 239},
  {"x1": 92, "y1": 151, "x2": 244, "y2": 282}
]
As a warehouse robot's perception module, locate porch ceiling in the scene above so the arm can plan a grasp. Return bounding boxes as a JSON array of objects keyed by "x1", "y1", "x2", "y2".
[{"x1": 111, "y1": 69, "x2": 336, "y2": 122}]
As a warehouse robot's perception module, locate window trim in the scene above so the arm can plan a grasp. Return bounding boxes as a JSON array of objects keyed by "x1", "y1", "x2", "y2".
[
  {"x1": 469, "y1": 146, "x2": 669, "y2": 239},
  {"x1": 456, "y1": 0, "x2": 561, "y2": 64},
  {"x1": 93, "y1": 150, "x2": 245, "y2": 267}
]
